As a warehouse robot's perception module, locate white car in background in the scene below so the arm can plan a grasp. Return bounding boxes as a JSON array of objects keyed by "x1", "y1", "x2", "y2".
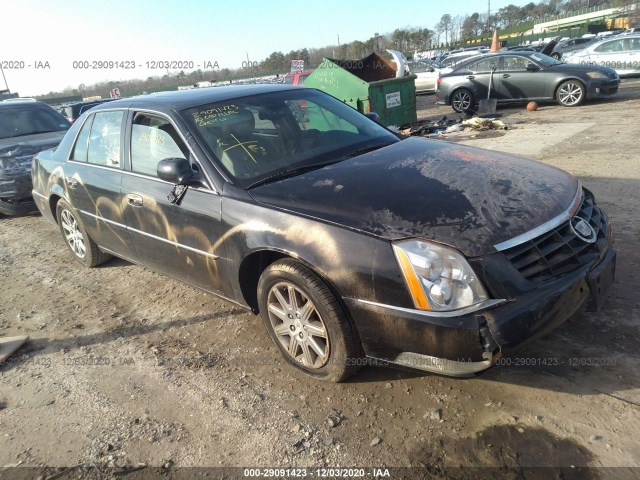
[
  {"x1": 409, "y1": 59, "x2": 452, "y2": 93},
  {"x1": 563, "y1": 34, "x2": 640, "y2": 76}
]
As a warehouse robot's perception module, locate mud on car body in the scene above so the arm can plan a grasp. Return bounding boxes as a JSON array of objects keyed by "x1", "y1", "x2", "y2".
[
  {"x1": 32, "y1": 86, "x2": 616, "y2": 381},
  {"x1": 0, "y1": 99, "x2": 69, "y2": 215}
]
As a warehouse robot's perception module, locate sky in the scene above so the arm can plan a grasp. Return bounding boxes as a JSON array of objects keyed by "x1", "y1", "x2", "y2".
[{"x1": 1, "y1": 0, "x2": 536, "y2": 96}]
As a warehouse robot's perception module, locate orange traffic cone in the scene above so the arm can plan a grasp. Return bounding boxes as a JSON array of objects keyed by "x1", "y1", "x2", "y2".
[{"x1": 490, "y1": 29, "x2": 499, "y2": 52}]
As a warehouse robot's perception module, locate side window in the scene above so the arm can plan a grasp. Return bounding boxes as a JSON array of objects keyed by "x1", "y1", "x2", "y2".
[
  {"x1": 469, "y1": 58, "x2": 498, "y2": 73},
  {"x1": 627, "y1": 38, "x2": 640, "y2": 51},
  {"x1": 130, "y1": 113, "x2": 189, "y2": 177},
  {"x1": 502, "y1": 56, "x2": 530, "y2": 71},
  {"x1": 595, "y1": 40, "x2": 624, "y2": 53},
  {"x1": 70, "y1": 114, "x2": 94, "y2": 162},
  {"x1": 87, "y1": 111, "x2": 123, "y2": 167}
]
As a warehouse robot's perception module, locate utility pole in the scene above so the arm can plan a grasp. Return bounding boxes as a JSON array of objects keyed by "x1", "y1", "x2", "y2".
[
  {"x1": 0, "y1": 63, "x2": 10, "y2": 94},
  {"x1": 488, "y1": 0, "x2": 491, "y2": 31}
]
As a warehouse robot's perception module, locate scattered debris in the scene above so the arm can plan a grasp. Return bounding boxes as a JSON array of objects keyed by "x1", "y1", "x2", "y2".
[
  {"x1": 399, "y1": 115, "x2": 508, "y2": 137},
  {"x1": 430, "y1": 408, "x2": 443, "y2": 421},
  {"x1": 385, "y1": 382, "x2": 393, "y2": 389},
  {"x1": 370, "y1": 437, "x2": 382, "y2": 447},
  {"x1": 590, "y1": 435, "x2": 603, "y2": 442}
]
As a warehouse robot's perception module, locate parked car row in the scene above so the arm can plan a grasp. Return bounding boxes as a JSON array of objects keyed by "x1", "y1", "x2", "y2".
[{"x1": 26, "y1": 85, "x2": 616, "y2": 381}]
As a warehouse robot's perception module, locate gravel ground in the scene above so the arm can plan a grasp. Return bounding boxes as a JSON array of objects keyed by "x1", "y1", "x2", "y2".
[{"x1": 1, "y1": 79, "x2": 639, "y2": 479}]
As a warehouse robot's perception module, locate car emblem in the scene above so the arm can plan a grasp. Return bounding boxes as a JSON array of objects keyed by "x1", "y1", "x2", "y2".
[{"x1": 570, "y1": 216, "x2": 597, "y2": 244}]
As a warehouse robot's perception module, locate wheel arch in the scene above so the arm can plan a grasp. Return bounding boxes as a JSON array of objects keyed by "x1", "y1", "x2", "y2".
[
  {"x1": 554, "y1": 77, "x2": 586, "y2": 98},
  {"x1": 238, "y1": 248, "x2": 364, "y2": 352}
]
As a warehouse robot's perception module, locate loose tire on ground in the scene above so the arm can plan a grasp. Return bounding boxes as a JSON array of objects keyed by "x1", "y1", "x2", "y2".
[
  {"x1": 56, "y1": 199, "x2": 112, "y2": 268},
  {"x1": 257, "y1": 259, "x2": 362, "y2": 382}
]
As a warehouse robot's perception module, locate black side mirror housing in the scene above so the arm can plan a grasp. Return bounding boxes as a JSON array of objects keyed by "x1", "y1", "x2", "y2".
[
  {"x1": 157, "y1": 157, "x2": 193, "y2": 184},
  {"x1": 526, "y1": 63, "x2": 540, "y2": 71}
]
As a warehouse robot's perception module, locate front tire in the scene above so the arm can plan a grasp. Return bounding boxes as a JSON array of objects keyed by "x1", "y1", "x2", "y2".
[
  {"x1": 556, "y1": 80, "x2": 585, "y2": 107},
  {"x1": 257, "y1": 259, "x2": 362, "y2": 382},
  {"x1": 56, "y1": 200, "x2": 111, "y2": 268},
  {"x1": 451, "y1": 89, "x2": 475, "y2": 113}
]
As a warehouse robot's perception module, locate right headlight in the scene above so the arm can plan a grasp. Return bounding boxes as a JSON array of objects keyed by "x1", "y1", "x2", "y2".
[{"x1": 393, "y1": 239, "x2": 489, "y2": 312}]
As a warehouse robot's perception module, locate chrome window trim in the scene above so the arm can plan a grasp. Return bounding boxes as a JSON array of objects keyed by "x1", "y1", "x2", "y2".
[
  {"x1": 67, "y1": 159, "x2": 121, "y2": 171},
  {"x1": 126, "y1": 107, "x2": 222, "y2": 192},
  {"x1": 66, "y1": 159, "x2": 217, "y2": 195},
  {"x1": 494, "y1": 180, "x2": 583, "y2": 252},
  {"x1": 355, "y1": 298, "x2": 506, "y2": 318},
  {"x1": 78, "y1": 209, "x2": 220, "y2": 260}
]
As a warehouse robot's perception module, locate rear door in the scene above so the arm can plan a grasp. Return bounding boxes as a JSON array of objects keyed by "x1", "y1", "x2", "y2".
[
  {"x1": 496, "y1": 55, "x2": 547, "y2": 100},
  {"x1": 121, "y1": 111, "x2": 227, "y2": 295},
  {"x1": 464, "y1": 57, "x2": 500, "y2": 101},
  {"x1": 65, "y1": 110, "x2": 135, "y2": 259}
]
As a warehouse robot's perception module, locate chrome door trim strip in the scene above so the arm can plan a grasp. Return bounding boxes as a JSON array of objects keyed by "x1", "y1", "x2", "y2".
[{"x1": 78, "y1": 209, "x2": 219, "y2": 260}]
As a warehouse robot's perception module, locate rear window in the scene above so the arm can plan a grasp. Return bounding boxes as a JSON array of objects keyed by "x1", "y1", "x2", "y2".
[{"x1": 0, "y1": 104, "x2": 70, "y2": 140}]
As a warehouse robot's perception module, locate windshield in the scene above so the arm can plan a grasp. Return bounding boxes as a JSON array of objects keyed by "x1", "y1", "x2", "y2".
[
  {"x1": 0, "y1": 105, "x2": 70, "y2": 139},
  {"x1": 182, "y1": 89, "x2": 399, "y2": 188}
]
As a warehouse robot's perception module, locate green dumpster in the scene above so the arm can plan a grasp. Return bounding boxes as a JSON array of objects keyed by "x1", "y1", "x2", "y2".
[{"x1": 304, "y1": 52, "x2": 417, "y2": 127}]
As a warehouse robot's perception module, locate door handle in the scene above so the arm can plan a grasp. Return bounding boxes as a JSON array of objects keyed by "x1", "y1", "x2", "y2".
[
  {"x1": 127, "y1": 193, "x2": 143, "y2": 207},
  {"x1": 502, "y1": 74, "x2": 511, "y2": 78},
  {"x1": 68, "y1": 178, "x2": 78, "y2": 189},
  {"x1": 466, "y1": 75, "x2": 475, "y2": 80}
]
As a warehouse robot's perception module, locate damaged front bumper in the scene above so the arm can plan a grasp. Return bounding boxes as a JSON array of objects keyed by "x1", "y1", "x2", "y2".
[
  {"x1": 0, "y1": 141, "x2": 58, "y2": 216},
  {"x1": 344, "y1": 247, "x2": 616, "y2": 377},
  {"x1": 0, "y1": 155, "x2": 37, "y2": 215}
]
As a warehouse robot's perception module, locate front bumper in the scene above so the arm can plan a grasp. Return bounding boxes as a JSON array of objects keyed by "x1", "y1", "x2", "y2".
[
  {"x1": 345, "y1": 247, "x2": 616, "y2": 376},
  {"x1": 586, "y1": 78, "x2": 620, "y2": 98}
]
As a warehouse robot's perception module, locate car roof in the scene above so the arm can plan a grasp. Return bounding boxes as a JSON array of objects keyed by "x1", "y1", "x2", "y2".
[
  {"x1": 94, "y1": 84, "x2": 297, "y2": 112},
  {"x1": 0, "y1": 99, "x2": 50, "y2": 108}
]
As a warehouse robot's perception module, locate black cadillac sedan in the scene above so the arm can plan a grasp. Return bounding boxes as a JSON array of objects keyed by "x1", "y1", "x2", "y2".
[
  {"x1": 32, "y1": 86, "x2": 616, "y2": 381},
  {"x1": 436, "y1": 51, "x2": 620, "y2": 112}
]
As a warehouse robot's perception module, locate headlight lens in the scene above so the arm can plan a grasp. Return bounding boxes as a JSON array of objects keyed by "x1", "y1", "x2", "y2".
[
  {"x1": 393, "y1": 239, "x2": 489, "y2": 311},
  {"x1": 586, "y1": 71, "x2": 608, "y2": 80}
]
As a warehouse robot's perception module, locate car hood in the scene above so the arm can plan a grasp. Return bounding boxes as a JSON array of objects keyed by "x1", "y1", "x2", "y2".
[
  {"x1": 249, "y1": 137, "x2": 578, "y2": 257},
  {"x1": 0, "y1": 131, "x2": 66, "y2": 199}
]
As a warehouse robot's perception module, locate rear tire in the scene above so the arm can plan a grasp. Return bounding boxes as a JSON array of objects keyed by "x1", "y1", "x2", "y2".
[
  {"x1": 56, "y1": 200, "x2": 112, "y2": 268},
  {"x1": 451, "y1": 89, "x2": 475, "y2": 113},
  {"x1": 257, "y1": 259, "x2": 362, "y2": 382}
]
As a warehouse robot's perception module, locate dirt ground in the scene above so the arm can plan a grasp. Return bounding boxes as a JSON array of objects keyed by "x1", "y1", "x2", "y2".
[{"x1": 1, "y1": 80, "x2": 639, "y2": 479}]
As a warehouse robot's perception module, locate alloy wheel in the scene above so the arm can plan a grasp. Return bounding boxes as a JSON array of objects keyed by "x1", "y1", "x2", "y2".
[
  {"x1": 60, "y1": 209, "x2": 86, "y2": 259},
  {"x1": 266, "y1": 281, "x2": 330, "y2": 368},
  {"x1": 558, "y1": 82, "x2": 584, "y2": 106},
  {"x1": 452, "y1": 90, "x2": 472, "y2": 112}
]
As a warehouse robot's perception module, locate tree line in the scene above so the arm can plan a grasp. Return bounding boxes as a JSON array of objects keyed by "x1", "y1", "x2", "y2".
[{"x1": 38, "y1": 0, "x2": 638, "y2": 100}]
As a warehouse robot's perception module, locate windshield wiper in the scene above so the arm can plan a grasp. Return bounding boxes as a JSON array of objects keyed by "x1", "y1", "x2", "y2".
[
  {"x1": 343, "y1": 142, "x2": 393, "y2": 159},
  {"x1": 247, "y1": 160, "x2": 342, "y2": 189}
]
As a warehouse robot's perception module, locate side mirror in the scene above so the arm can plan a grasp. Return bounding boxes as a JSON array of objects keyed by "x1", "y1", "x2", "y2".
[
  {"x1": 365, "y1": 112, "x2": 381, "y2": 123},
  {"x1": 157, "y1": 157, "x2": 193, "y2": 184},
  {"x1": 526, "y1": 63, "x2": 540, "y2": 71}
]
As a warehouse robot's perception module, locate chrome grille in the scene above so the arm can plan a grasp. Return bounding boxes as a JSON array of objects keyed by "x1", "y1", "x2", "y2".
[{"x1": 504, "y1": 190, "x2": 609, "y2": 282}]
